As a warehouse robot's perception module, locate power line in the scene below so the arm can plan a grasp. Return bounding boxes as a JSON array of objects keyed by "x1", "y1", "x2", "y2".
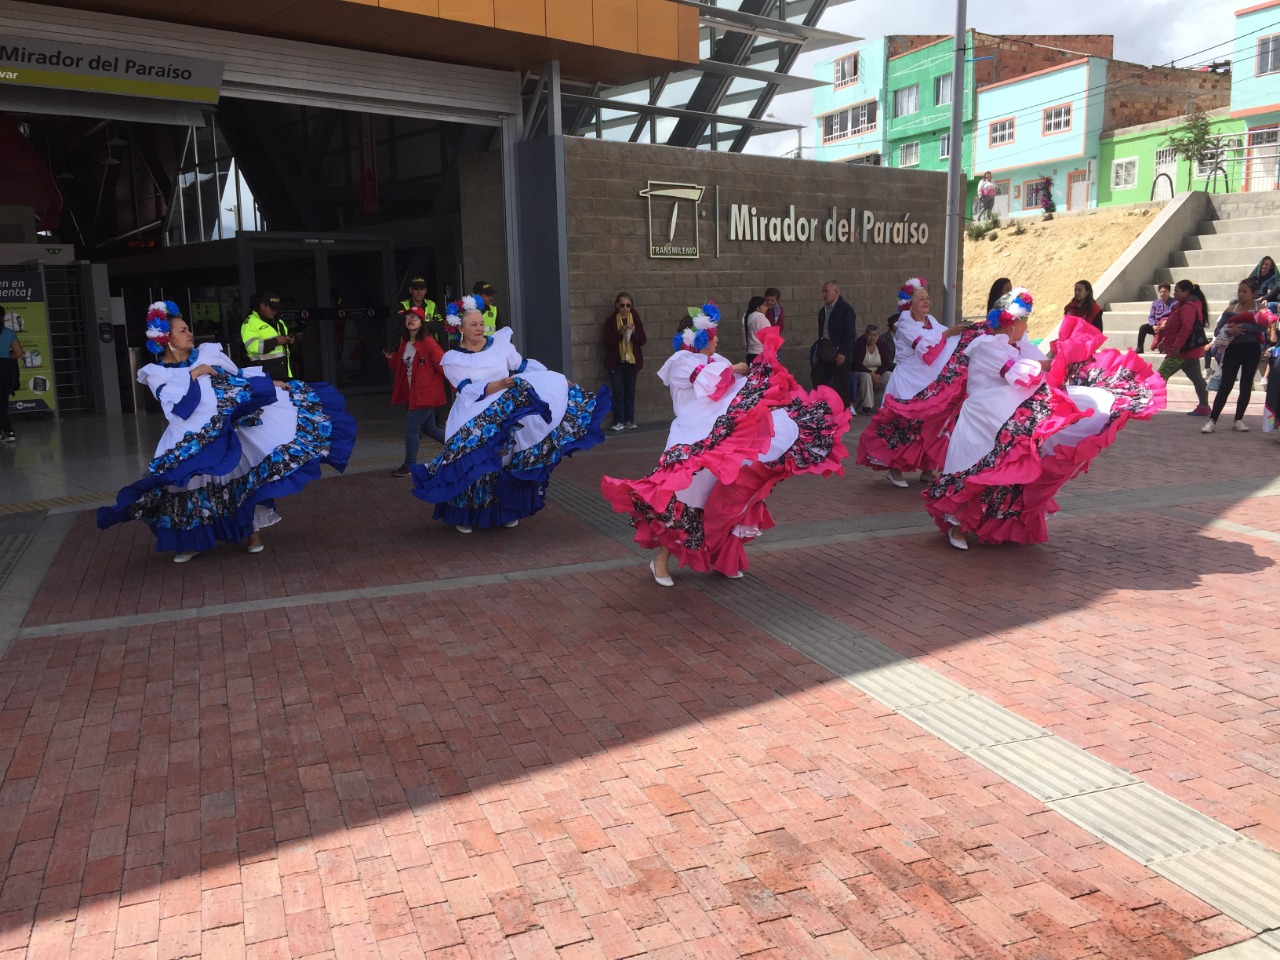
[{"x1": 816, "y1": 18, "x2": 1280, "y2": 161}]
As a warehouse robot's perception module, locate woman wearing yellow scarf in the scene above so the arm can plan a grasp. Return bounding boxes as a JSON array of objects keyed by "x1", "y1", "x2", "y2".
[{"x1": 602, "y1": 292, "x2": 647, "y2": 430}]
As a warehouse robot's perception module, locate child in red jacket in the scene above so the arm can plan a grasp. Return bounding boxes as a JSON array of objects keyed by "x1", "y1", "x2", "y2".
[{"x1": 385, "y1": 306, "x2": 447, "y2": 477}]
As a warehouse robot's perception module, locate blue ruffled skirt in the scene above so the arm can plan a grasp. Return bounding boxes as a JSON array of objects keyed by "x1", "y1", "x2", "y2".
[
  {"x1": 412, "y1": 380, "x2": 610, "y2": 528},
  {"x1": 97, "y1": 376, "x2": 357, "y2": 553}
]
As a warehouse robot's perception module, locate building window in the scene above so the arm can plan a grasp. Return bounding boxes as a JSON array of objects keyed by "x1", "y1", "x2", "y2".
[
  {"x1": 822, "y1": 111, "x2": 850, "y2": 143},
  {"x1": 834, "y1": 53, "x2": 860, "y2": 88},
  {"x1": 1111, "y1": 157, "x2": 1138, "y2": 190},
  {"x1": 1024, "y1": 178, "x2": 1050, "y2": 209},
  {"x1": 1042, "y1": 104, "x2": 1072, "y2": 134},
  {"x1": 939, "y1": 133, "x2": 951, "y2": 159},
  {"x1": 989, "y1": 118, "x2": 1014, "y2": 146},
  {"x1": 893, "y1": 84, "x2": 920, "y2": 118},
  {"x1": 934, "y1": 73, "x2": 953, "y2": 107},
  {"x1": 1259, "y1": 35, "x2": 1280, "y2": 76},
  {"x1": 1197, "y1": 138, "x2": 1238, "y2": 178},
  {"x1": 850, "y1": 100, "x2": 878, "y2": 135},
  {"x1": 899, "y1": 141, "x2": 920, "y2": 166},
  {"x1": 846, "y1": 153, "x2": 881, "y2": 166},
  {"x1": 820, "y1": 100, "x2": 878, "y2": 144}
]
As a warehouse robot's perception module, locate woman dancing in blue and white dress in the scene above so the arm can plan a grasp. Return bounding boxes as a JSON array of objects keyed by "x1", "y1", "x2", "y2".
[
  {"x1": 411, "y1": 297, "x2": 611, "y2": 532},
  {"x1": 98, "y1": 301, "x2": 356, "y2": 562}
]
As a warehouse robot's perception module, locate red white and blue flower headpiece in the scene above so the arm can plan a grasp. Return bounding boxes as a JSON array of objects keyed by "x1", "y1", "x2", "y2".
[
  {"x1": 144, "y1": 300, "x2": 181, "y2": 355},
  {"x1": 672, "y1": 301, "x2": 721, "y2": 351},
  {"x1": 897, "y1": 277, "x2": 927, "y2": 308},
  {"x1": 444, "y1": 294, "x2": 484, "y2": 327},
  {"x1": 985, "y1": 287, "x2": 1034, "y2": 330}
]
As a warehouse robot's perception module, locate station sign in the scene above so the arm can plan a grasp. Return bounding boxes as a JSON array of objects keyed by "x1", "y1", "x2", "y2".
[{"x1": 0, "y1": 35, "x2": 223, "y2": 103}]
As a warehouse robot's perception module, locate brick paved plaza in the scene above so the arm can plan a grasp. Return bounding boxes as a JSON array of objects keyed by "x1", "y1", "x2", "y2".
[{"x1": 0, "y1": 386, "x2": 1278, "y2": 960}]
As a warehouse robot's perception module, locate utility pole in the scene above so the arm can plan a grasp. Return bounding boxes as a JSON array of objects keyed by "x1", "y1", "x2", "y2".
[{"x1": 942, "y1": 0, "x2": 967, "y2": 325}]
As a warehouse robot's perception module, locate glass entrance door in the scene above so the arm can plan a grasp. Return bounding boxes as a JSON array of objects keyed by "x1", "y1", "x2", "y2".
[{"x1": 237, "y1": 235, "x2": 395, "y2": 390}]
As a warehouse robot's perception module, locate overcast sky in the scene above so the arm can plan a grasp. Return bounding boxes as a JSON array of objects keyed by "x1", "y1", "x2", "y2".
[{"x1": 745, "y1": 0, "x2": 1245, "y2": 156}]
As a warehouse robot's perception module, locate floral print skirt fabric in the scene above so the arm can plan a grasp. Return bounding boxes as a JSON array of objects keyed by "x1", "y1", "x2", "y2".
[
  {"x1": 97, "y1": 375, "x2": 356, "y2": 553},
  {"x1": 412, "y1": 380, "x2": 611, "y2": 528}
]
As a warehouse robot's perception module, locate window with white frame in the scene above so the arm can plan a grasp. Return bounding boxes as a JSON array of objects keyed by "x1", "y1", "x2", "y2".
[
  {"x1": 1042, "y1": 105, "x2": 1072, "y2": 134},
  {"x1": 850, "y1": 100, "x2": 877, "y2": 135},
  {"x1": 899, "y1": 141, "x2": 920, "y2": 166},
  {"x1": 989, "y1": 118, "x2": 1014, "y2": 146},
  {"x1": 934, "y1": 73, "x2": 953, "y2": 107},
  {"x1": 1259, "y1": 35, "x2": 1280, "y2": 76},
  {"x1": 834, "y1": 53, "x2": 860, "y2": 88},
  {"x1": 820, "y1": 100, "x2": 878, "y2": 144},
  {"x1": 1024, "y1": 178, "x2": 1050, "y2": 209},
  {"x1": 1196, "y1": 138, "x2": 1237, "y2": 178},
  {"x1": 1111, "y1": 157, "x2": 1138, "y2": 190},
  {"x1": 939, "y1": 133, "x2": 951, "y2": 159},
  {"x1": 822, "y1": 111, "x2": 850, "y2": 143},
  {"x1": 893, "y1": 84, "x2": 920, "y2": 118}
]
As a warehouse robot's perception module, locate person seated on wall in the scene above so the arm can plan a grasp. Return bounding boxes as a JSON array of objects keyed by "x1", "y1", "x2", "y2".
[
  {"x1": 1246, "y1": 255, "x2": 1280, "y2": 305},
  {"x1": 848, "y1": 323, "x2": 895, "y2": 414},
  {"x1": 1137, "y1": 283, "x2": 1173, "y2": 354}
]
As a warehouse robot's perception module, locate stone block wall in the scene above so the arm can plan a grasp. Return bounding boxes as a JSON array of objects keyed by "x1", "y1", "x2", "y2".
[{"x1": 561, "y1": 137, "x2": 950, "y2": 423}]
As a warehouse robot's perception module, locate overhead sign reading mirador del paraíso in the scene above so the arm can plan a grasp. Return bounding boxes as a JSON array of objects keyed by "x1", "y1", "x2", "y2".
[{"x1": 0, "y1": 36, "x2": 223, "y2": 103}]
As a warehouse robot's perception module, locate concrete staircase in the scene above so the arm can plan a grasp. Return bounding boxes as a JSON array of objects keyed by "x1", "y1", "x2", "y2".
[{"x1": 1105, "y1": 194, "x2": 1280, "y2": 351}]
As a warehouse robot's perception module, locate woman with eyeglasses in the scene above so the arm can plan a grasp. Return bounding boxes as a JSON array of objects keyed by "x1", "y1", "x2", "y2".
[{"x1": 603, "y1": 292, "x2": 647, "y2": 430}]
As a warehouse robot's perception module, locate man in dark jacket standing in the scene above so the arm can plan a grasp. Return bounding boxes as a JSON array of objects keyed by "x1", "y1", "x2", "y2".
[{"x1": 812, "y1": 280, "x2": 856, "y2": 408}]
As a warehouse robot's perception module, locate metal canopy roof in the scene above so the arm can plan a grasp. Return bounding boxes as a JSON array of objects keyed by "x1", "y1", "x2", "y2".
[{"x1": 558, "y1": 0, "x2": 857, "y2": 153}]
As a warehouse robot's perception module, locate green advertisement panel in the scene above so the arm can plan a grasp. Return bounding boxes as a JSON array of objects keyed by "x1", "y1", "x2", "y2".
[{"x1": 1, "y1": 266, "x2": 56, "y2": 416}]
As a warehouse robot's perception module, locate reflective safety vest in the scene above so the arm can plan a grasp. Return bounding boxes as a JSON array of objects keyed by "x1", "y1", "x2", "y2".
[
  {"x1": 400, "y1": 297, "x2": 438, "y2": 320},
  {"x1": 482, "y1": 304, "x2": 498, "y2": 336},
  {"x1": 241, "y1": 310, "x2": 291, "y2": 377}
]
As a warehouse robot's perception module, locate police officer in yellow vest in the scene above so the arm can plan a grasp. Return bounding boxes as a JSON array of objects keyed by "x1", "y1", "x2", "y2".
[
  {"x1": 400, "y1": 277, "x2": 448, "y2": 352},
  {"x1": 473, "y1": 280, "x2": 501, "y2": 336},
  {"x1": 241, "y1": 292, "x2": 293, "y2": 380}
]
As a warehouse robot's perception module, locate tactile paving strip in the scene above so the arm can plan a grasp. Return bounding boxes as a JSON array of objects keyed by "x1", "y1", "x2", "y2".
[
  {"x1": 1048, "y1": 783, "x2": 1246, "y2": 865},
  {"x1": 689, "y1": 582, "x2": 1280, "y2": 943}
]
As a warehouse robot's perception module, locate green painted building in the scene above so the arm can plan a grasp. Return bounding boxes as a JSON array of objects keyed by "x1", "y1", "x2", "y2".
[
  {"x1": 882, "y1": 34, "x2": 977, "y2": 178},
  {"x1": 1097, "y1": 109, "x2": 1244, "y2": 207}
]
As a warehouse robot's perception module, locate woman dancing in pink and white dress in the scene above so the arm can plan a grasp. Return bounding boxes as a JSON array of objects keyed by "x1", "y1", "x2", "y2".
[
  {"x1": 602, "y1": 303, "x2": 850, "y2": 585},
  {"x1": 924, "y1": 290, "x2": 1166, "y2": 550},
  {"x1": 856, "y1": 278, "x2": 977, "y2": 487}
]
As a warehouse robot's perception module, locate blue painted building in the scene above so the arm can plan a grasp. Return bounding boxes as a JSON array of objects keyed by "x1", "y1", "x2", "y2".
[
  {"x1": 972, "y1": 58, "x2": 1107, "y2": 218},
  {"x1": 812, "y1": 39, "x2": 888, "y2": 165}
]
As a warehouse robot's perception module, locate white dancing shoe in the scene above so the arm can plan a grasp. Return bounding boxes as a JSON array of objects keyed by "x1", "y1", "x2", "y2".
[
  {"x1": 456, "y1": 525, "x2": 474, "y2": 534},
  {"x1": 1233, "y1": 420, "x2": 1249, "y2": 432},
  {"x1": 247, "y1": 534, "x2": 264, "y2": 554},
  {"x1": 722, "y1": 570, "x2": 744, "y2": 579},
  {"x1": 649, "y1": 560, "x2": 674, "y2": 587},
  {"x1": 887, "y1": 470, "x2": 909, "y2": 488},
  {"x1": 502, "y1": 520, "x2": 519, "y2": 528},
  {"x1": 173, "y1": 552, "x2": 197, "y2": 564},
  {"x1": 947, "y1": 528, "x2": 969, "y2": 551}
]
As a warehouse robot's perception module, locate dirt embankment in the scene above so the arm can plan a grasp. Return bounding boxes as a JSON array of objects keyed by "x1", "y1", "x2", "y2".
[{"x1": 963, "y1": 207, "x2": 1157, "y2": 337}]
